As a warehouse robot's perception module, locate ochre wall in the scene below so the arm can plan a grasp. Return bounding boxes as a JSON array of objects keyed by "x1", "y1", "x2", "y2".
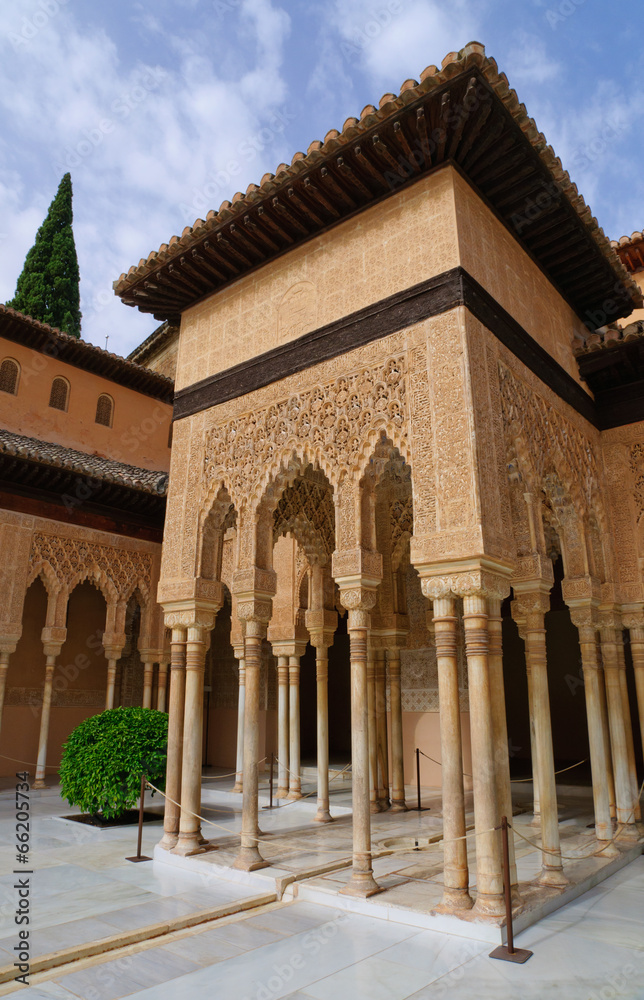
[
  {"x1": 175, "y1": 168, "x2": 459, "y2": 391},
  {"x1": 0, "y1": 338, "x2": 172, "y2": 472}
]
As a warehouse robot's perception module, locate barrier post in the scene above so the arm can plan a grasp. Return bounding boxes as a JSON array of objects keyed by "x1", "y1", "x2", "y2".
[
  {"x1": 126, "y1": 772, "x2": 152, "y2": 863},
  {"x1": 489, "y1": 816, "x2": 532, "y2": 963}
]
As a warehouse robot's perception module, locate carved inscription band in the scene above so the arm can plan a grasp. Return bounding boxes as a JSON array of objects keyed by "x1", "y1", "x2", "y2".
[{"x1": 173, "y1": 266, "x2": 603, "y2": 428}]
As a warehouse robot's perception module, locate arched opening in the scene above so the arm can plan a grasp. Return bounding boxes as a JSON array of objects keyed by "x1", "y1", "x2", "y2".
[
  {"x1": 116, "y1": 592, "x2": 144, "y2": 707},
  {"x1": 48, "y1": 376, "x2": 70, "y2": 412},
  {"x1": 95, "y1": 393, "x2": 114, "y2": 427},
  {"x1": 0, "y1": 357, "x2": 20, "y2": 395}
]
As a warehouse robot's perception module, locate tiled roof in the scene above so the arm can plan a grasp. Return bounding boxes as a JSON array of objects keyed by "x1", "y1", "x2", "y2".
[
  {"x1": 114, "y1": 41, "x2": 641, "y2": 327},
  {"x1": 573, "y1": 320, "x2": 644, "y2": 356},
  {"x1": 0, "y1": 429, "x2": 168, "y2": 496},
  {"x1": 611, "y1": 232, "x2": 644, "y2": 273},
  {"x1": 0, "y1": 305, "x2": 174, "y2": 402},
  {"x1": 127, "y1": 320, "x2": 178, "y2": 367}
]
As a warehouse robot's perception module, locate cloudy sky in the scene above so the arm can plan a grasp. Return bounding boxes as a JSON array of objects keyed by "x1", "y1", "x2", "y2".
[{"x1": 0, "y1": 0, "x2": 642, "y2": 357}]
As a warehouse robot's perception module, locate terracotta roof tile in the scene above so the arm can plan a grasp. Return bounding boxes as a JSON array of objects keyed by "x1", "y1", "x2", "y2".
[{"x1": 0, "y1": 428, "x2": 168, "y2": 495}]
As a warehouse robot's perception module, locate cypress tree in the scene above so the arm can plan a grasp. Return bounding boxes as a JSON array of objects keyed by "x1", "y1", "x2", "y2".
[{"x1": 7, "y1": 173, "x2": 82, "y2": 337}]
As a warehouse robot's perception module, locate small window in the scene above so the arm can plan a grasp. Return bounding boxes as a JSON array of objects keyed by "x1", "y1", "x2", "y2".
[
  {"x1": 49, "y1": 376, "x2": 69, "y2": 412},
  {"x1": 0, "y1": 358, "x2": 19, "y2": 395},
  {"x1": 95, "y1": 393, "x2": 114, "y2": 427}
]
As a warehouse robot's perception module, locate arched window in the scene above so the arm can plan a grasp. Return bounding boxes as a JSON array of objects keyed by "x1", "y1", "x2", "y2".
[
  {"x1": 49, "y1": 376, "x2": 69, "y2": 412},
  {"x1": 95, "y1": 393, "x2": 114, "y2": 427},
  {"x1": 0, "y1": 358, "x2": 20, "y2": 395}
]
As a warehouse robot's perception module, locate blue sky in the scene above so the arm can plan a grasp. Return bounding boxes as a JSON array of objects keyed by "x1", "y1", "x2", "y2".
[{"x1": 0, "y1": 0, "x2": 642, "y2": 357}]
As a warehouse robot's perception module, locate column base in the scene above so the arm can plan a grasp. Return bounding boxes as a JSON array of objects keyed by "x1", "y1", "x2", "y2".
[
  {"x1": 433, "y1": 887, "x2": 474, "y2": 913},
  {"x1": 616, "y1": 823, "x2": 641, "y2": 842},
  {"x1": 32, "y1": 779, "x2": 46, "y2": 790},
  {"x1": 529, "y1": 813, "x2": 541, "y2": 828},
  {"x1": 377, "y1": 798, "x2": 391, "y2": 811},
  {"x1": 232, "y1": 846, "x2": 270, "y2": 871},
  {"x1": 389, "y1": 799, "x2": 408, "y2": 814},
  {"x1": 314, "y1": 808, "x2": 333, "y2": 823},
  {"x1": 473, "y1": 893, "x2": 506, "y2": 918},
  {"x1": 286, "y1": 790, "x2": 302, "y2": 801},
  {"x1": 232, "y1": 782, "x2": 243, "y2": 794},
  {"x1": 537, "y1": 866, "x2": 568, "y2": 889},
  {"x1": 369, "y1": 800, "x2": 383, "y2": 814},
  {"x1": 595, "y1": 840, "x2": 620, "y2": 859},
  {"x1": 276, "y1": 788, "x2": 290, "y2": 799},
  {"x1": 339, "y1": 871, "x2": 383, "y2": 898},
  {"x1": 158, "y1": 831, "x2": 179, "y2": 851},
  {"x1": 173, "y1": 832, "x2": 208, "y2": 856}
]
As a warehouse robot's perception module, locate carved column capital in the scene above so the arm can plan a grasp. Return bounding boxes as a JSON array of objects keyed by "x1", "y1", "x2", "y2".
[
  {"x1": 620, "y1": 604, "x2": 644, "y2": 631},
  {"x1": 415, "y1": 558, "x2": 512, "y2": 604},
  {"x1": 162, "y1": 603, "x2": 219, "y2": 631},
  {"x1": 40, "y1": 626, "x2": 67, "y2": 659}
]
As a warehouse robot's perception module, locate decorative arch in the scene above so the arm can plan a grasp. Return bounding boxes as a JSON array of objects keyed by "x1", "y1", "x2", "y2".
[
  {"x1": 48, "y1": 375, "x2": 70, "y2": 412},
  {"x1": 0, "y1": 357, "x2": 20, "y2": 395},
  {"x1": 95, "y1": 393, "x2": 114, "y2": 427}
]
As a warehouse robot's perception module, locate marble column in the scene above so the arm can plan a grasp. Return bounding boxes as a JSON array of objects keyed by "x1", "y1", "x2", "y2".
[
  {"x1": 287, "y1": 654, "x2": 302, "y2": 800},
  {"x1": 276, "y1": 654, "x2": 289, "y2": 798},
  {"x1": 515, "y1": 590, "x2": 566, "y2": 887},
  {"x1": 462, "y1": 591, "x2": 504, "y2": 914},
  {"x1": 233, "y1": 646, "x2": 246, "y2": 794},
  {"x1": 387, "y1": 648, "x2": 406, "y2": 813},
  {"x1": 142, "y1": 662, "x2": 154, "y2": 709},
  {"x1": 339, "y1": 590, "x2": 381, "y2": 898},
  {"x1": 615, "y1": 635, "x2": 641, "y2": 823},
  {"x1": 511, "y1": 608, "x2": 540, "y2": 825},
  {"x1": 0, "y1": 650, "x2": 11, "y2": 736},
  {"x1": 599, "y1": 616, "x2": 639, "y2": 837},
  {"x1": 156, "y1": 660, "x2": 169, "y2": 712},
  {"x1": 105, "y1": 656, "x2": 119, "y2": 710},
  {"x1": 626, "y1": 616, "x2": 644, "y2": 762},
  {"x1": 431, "y1": 594, "x2": 472, "y2": 910},
  {"x1": 174, "y1": 622, "x2": 209, "y2": 855},
  {"x1": 367, "y1": 646, "x2": 380, "y2": 813},
  {"x1": 375, "y1": 649, "x2": 390, "y2": 810},
  {"x1": 159, "y1": 627, "x2": 186, "y2": 850},
  {"x1": 488, "y1": 597, "x2": 519, "y2": 892},
  {"x1": 234, "y1": 614, "x2": 270, "y2": 872},
  {"x1": 568, "y1": 609, "x2": 616, "y2": 850},
  {"x1": 314, "y1": 642, "x2": 332, "y2": 823}
]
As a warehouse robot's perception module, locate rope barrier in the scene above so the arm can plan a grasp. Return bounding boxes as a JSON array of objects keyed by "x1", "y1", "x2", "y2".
[
  {"x1": 417, "y1": 748, "x2": 589, "y2": 783},
  {"x1": 0, "y1": 753, "x2": 57, "y2": 770}
]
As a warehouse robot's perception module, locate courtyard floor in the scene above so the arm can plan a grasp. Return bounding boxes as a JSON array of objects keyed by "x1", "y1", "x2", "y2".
[{"x1": 0, "y1": 774, "x2": 642, "y2": 998}]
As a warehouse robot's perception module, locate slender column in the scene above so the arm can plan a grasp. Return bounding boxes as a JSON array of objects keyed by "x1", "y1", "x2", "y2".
[
  {"x1": 512, "y1": 608, "x2": 540, "y2": 824},
  {"x1": 314, "y1": 644, "x2": 332, "y2": 822},
  {"x1": 615, "y1": 636, "x2": 641, "y2": 822},
  {"x1": 174, "y1": 623, "x2": 209, "y2": 855},
  {"x1": 462, "y1": 592, "x2": 504, "y2": 914},
  {"x1": 160, "y1": 627, "x2": 186, "y2": 850},
  {"x1": 105, "y1": 657, "x2": 119, "y2": 710},
  {"x1": 597, "y1": 638, "x2": 617, "y2": 820},
  {"x1": 156, "y1": 661, "x2": 169, "y2": 712},
  {"x1": 516, "y1": 591, "x2": 567, "y2": 886},
  {"x1": 599, "y1": 620, "x2": 639, "y2": 836},
  {"x1": 339, "y1": 592, "x2": 381, "y2": 898},
  {"x1": 233, "y1": 649, "x2": 246, "y2": 794},
  {"x1": 488, "y1": 598, "x2": 519, "y2": 893},
  {"x1": 375, "y1": 649, "x2": 390, "y2": 810},
  {"x1": 367, "y1": 647, "x2": 379, "y2": 812},
  {"x1": 142, "y1": 662, "x2": 154, "y2": 709},
  {"x1": 33, "y1": 653, "x2": 57, "y2": 789},
  {"x1": 234, "y1": 617, "x2": 269, "y2": 871},
  {"x1": 276, "y1": 655, "x2": 289, "y2": 798},
  {"x1": 287, "y1": 655, "x2": 302, "y2": 800},
  {"x1": 432, "y1": 595, "x2": 472, "y2": 910},
  {"x1": 628, "y1": 621, "x2": 644, "y2": 762},
  {"x1": 388, "y1": 648, "x2": 406, "y2": 812},
  {"x1": 569, "y1": 611, "x2": 616, "y2": 850},
  {"x1": 0, "y1": 651, "x2": 10, "y2": 735}
]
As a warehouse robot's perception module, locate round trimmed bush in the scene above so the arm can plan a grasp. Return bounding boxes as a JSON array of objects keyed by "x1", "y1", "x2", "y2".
[{"x1": 59, "y1": 707, "x2": 168, "y2": 820}]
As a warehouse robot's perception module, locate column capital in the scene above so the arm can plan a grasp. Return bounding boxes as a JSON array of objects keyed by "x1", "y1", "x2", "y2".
[
  {"x1": 620, "y1": 604, "x2": 644, "y2": 630},
  {"x1": 304, "y1": 608, "x2": 338, "y2": 648},
  {"x1": 512, "y1": 585, "x2": 551, "y2": 624},
  {"x1": 162, "y1": 600, "x2": 220, "y2": 631},
  {"x1": 332, "y1": 547, "x2": 382, "y2": 588},
  {"x1": 568, "y1": 604, "x2": 599, "y2": 632},
  {"x1": 271, "y1": 640, "x2": 308, "y2": 659},
  {"x1": 561, "y1": 575, "x2": 601, "y2": 607},
  {"x1": 232, "y1": 567, "x2": 277, "y2": 600},
  {"x1": 597, "y1": 606, "x2": 624, "y2": 633},
  {"x1": 0, "y1": 630, "x2": 21, "y2": 655},
  {"x1": 337, "y1": 583, "x2": 378, "y2": 630},
  {"x1": 417, "y1": 557, "x2": 512, "y2": 602},
  {"x1": 158, "y1": 577, "x2": 224, "y2": 607},
  {"x1": 40, "y1": 626, "x2": 67, "y2": 657}
]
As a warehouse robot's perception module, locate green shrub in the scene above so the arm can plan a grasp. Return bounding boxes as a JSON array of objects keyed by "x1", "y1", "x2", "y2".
[{"x1": 59, "y1": 707, "x2": 168, "y2": 820}]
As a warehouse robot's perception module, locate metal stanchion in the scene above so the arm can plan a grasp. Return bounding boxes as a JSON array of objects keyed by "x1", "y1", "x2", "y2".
[
  {"x1": 489, "y1": 816, "x2": 532, "y2": 964},
  {"x1": 126, "y1": 772, "x2": 152, "y2": 863},
  {"x1": 412, "y1": 747, "x2": 429, "y2": 811},
  {"x1": 262, "y1": 752, "x2": 275, "y2": 810}
]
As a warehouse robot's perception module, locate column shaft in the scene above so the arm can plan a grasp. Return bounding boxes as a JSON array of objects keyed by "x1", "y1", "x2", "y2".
[
  {"x1": 630, "y1": 626, "x2": 644, "y2": 763},
  {"x1": 174, "y1": 625, "x2": 207, "y2": 855},
  {"x1": 388, "y1": 649, "x2": 406, "y2": 812},
  {"x1": 233, "y1": 626, "x2": 268, "y2": 870},
  {"x1": 488, "y1": 599, "x2": 518, "y2": 891},
  {"x1": 105, "y1": 659, "x2": 118, "y2": 710},
  {"x1": 601, "y1": 630, "x2": 638, "y2": 834},
  {"x1": 160, "y1": 629, "x2": 186, "y2": 850},
  {"x1": 276, "y1": 656, "x2": 289, "y2": 798},
  {"x1": 375, "y1": 650, "x2": 390, "y2": 810},
  {"x1": 434, "y1": 597, "x2": 472, "y2": 910},
  {"x1": 367, "y1": 650, "x2": 379, "y2": 813},
  {"x1": 33, "y1": 655, "x2": 56, "y2": 789},
  {"x1": 315, "y1": 647, "x2": 332, "y2": 823},
  {"x1": 142, "y1": 662, "x2": 154, "y2": 709},
  {"x1": 156, "y1": 662, "x2": 169, "y2": 712},
  {"x1": 0, "y1": 652, "x2": 9, "y2": 736},
  {"x1": 233, "y1": 658, "x2": 246, "y2": 794},
  {"x1": 616, "y1": 638, "x2": 641, "y2": 822},
  {"x1": 287, "y1": 656, "x2": 302, "y2": 800},
  {"x1": 340, "y1": 619, "x2": 381, "y2": 897},
  {"x1": 525, "y1": 662, "x2": 541, "y2": 823}
]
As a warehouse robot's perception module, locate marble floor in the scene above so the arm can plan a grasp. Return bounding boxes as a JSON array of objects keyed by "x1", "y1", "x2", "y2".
[{"x1": 14, "y1": 858, "x2": 644, "y2": 999}]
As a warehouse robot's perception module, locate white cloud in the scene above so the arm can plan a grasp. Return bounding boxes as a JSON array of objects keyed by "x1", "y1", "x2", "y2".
[{"x1": 0, "y1": 0, "x2": 293, "y2": 355}]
